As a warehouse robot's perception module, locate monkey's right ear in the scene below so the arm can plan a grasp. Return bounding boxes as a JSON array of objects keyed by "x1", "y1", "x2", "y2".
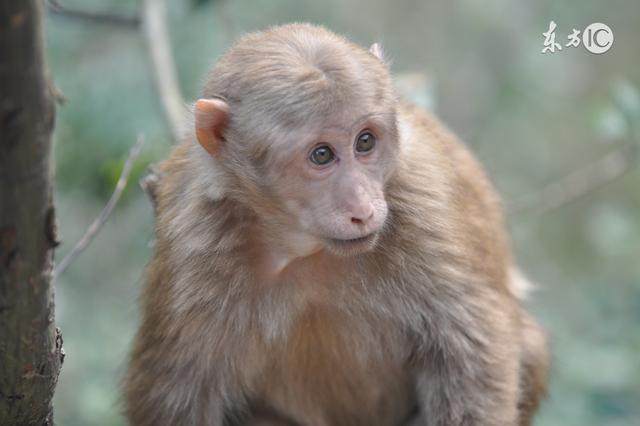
[{"x1": 195, "y1": 98, "x2": 230, "y2": 157}]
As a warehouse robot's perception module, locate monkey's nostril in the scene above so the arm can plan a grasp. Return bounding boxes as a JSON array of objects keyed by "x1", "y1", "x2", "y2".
[{"x1": 351, "y1": 207, "x2": 374, "y2": 225}]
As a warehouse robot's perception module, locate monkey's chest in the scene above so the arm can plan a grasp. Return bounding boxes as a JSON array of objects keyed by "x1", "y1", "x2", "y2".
[{"x1": 249, "y1": 307, "x2": 416, "y2": 426}]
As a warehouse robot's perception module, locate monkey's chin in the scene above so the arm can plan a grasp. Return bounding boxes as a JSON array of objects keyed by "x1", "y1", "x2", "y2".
[{"x1": 324, "y1": 233, "x2": 379, "y2": 257}]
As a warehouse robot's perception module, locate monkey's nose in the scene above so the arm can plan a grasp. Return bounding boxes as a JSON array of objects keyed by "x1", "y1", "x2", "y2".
[{"x1": 350, "y1": 205, "x2": 374, "y2": 225}]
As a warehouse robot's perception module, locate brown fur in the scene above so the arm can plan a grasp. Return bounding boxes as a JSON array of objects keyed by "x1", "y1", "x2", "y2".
[{"x1": 123, "y1": 23, "x2": 548, "y2": 426}]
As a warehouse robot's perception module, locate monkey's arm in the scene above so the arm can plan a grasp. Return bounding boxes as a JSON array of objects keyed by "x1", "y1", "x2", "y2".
[
  {"x1": 123, "y1": 310, "x2": 230, "y2": 425},
  {"x1": 394, "y1": 105, "x2": 524, "y2": 425},
  {"x1": 123, "y1": 254, "x2": 235, "y2": 426},
  {"x1": 406, "y1": 295, "x2": 522, "y2": 426}
]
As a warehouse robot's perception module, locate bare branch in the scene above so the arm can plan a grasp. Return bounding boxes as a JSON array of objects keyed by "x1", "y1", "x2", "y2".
[
  {"x1": 47, "y1": 0, "x2": 140, "y2": 28},
  {"x1": 218, "y1": 0, "x2": 237, "y2": 43},
  {"x1": 507, "y1": 143, "x2": 636, "y2": 216},
  {"x1": 48, "y1": 0, "x2": 184, "y2": 140},
  {"x1": 141, "y1": 0, "x2": 185, "y2": 142},
  {"x1": 54, "y1": 135, "x2": 145, "y2": 278}
]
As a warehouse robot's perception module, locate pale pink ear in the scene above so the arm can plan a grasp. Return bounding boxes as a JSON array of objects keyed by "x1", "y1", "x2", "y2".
[
  {"x1": 369, "y1": 43, "x2": 385, "y2": 62},
  {"x1": 195, "y1": 98, "x2": 230, "y2": 157}
]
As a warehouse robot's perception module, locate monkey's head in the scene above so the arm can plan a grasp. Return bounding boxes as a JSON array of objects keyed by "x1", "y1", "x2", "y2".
[{"x1": 194, "y1": 24, "x2": 399, "y2": 257}]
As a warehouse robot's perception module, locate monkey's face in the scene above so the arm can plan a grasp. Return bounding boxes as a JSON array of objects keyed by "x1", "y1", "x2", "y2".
[
  {"x1": 266, "y1": 110, "x2": 399, "y2": 257},
  {"x1": 193, "y1": 24, "x2": 399, "y2": 258}
]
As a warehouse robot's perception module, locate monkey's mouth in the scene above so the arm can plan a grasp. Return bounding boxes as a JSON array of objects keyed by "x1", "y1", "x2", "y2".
[{"x1": 325, "y1": 233, "x2": 379, "y2": 256}]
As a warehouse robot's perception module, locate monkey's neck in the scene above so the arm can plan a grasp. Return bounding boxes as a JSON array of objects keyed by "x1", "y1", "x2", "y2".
[{"x1": 248, "y1": 222, "x2": 324, "y2": 281}]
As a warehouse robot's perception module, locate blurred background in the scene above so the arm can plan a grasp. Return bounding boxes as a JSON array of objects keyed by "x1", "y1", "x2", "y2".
[{"x1": 44, "y1": 0, "x2": 640, "y2": 425}]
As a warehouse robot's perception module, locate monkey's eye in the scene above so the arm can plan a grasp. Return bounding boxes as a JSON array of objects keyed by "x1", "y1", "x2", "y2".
[
  {"x1": 355, "y1": 131, "x2": 376, "y2": 154},
  {"x1": 309, "y1": 145, "x2": 335, "y2": 166}
]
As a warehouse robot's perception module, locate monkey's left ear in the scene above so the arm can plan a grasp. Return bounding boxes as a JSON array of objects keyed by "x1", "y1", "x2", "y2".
[
  {"x1": 195, "y1": 98, "x2": 230, "y2": 157},
  {"x1": 369, "y1": 43, "x2": 386, "y2": 63}
]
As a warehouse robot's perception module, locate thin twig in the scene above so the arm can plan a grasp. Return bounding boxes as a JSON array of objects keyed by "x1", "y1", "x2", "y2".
[
  {"x1": 507, "y1": 142, "x2": 636, "y2": 216},
  {"x1": 218, "y1": 0, "x2": 237, "y2": 44},
  {"x1": 47, "y1": 0, "x2": 140, "y2": 28},
  {"x1": 141, "y1": 0, "x2": 185, "y2": 142},
  {"x1": 54, "y1": 135, "x2": 145, "y2": 278}
]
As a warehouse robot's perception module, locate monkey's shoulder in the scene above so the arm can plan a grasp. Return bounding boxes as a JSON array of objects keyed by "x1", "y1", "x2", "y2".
[{"x1": 392, "y1": 103, "x2": 512, "y2": 284}]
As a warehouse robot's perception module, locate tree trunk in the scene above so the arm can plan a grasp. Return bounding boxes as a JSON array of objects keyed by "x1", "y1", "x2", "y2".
[{"x1": 0, "y1": 1, "x2": 63, "y2": 424}]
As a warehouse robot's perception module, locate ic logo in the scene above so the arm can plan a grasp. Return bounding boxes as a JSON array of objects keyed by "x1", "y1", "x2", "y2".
[{"x1": 582, "y1": 23, "x2": 614, "y2": 54}]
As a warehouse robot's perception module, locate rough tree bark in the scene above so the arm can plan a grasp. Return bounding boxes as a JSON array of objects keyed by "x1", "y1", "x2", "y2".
[{"x1": 0, "y1": 1, "x2": 64, "y2": 424}]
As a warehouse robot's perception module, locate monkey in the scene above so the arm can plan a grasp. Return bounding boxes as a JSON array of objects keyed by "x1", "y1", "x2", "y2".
[{"x1": 123, "y1": 23, "x2": 549, "y2": 426}]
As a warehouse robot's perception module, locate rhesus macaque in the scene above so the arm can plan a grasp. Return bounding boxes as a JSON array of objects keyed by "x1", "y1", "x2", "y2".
[{"x1": 124, "y1": 23, "x2": 549, "y2": 426}]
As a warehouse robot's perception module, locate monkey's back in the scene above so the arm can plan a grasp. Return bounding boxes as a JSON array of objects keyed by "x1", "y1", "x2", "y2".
[{"x1": 386, "y1": 102, "x2": 513, "y2": 292}]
